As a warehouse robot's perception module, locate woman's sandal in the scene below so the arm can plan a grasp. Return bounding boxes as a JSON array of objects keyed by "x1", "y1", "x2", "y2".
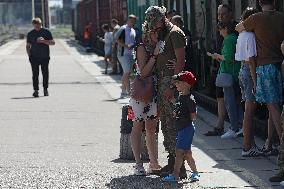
[{"x1": 147, "y1": 163, "x2": 162, "y2": 174}]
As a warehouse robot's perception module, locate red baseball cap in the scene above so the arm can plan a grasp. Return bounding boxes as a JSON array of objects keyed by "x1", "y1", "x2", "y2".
[{"x1": 172, "y1": 71, "x2": 197, "y2": 86}]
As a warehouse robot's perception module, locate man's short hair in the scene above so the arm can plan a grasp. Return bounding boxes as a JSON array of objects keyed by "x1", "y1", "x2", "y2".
[
  {"x1": 128, "y1": 14, "x2": 137, "y2": 20},
  {"x1": 171, "y1": 15, "x2": 184, "y2": 27},
  {"x1": 219, "y1": 4, "x2": 233, "y2": 12},
  {"x1": 111, "y1": 19, "x2": 118, "y2": 24},
  {"x1": 32, "y1": 17, "x2": 42, "y2": 25},
  {"x1": 259, "y1": 0, "x2": 274, "y2": 5}
]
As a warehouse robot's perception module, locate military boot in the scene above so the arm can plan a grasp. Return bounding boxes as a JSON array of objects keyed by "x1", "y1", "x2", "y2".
[
  {"x1": 160, "y1": 154, "x2": 175, "y2": 177},
  {"x1": 269, "y1": 170, "x2": 284, "y2": 182},
  {"x1": 179, "y1": 162, "x2": 187, "y2": 179}
]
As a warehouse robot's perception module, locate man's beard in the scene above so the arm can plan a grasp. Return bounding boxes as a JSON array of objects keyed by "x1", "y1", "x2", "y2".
[{"x1": 157, "y1": 22, "x2": 170, "y2": 41}]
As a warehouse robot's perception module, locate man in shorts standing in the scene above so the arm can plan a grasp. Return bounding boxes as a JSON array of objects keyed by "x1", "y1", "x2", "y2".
[
  {"x1": 115, "y1": 15, "x2": 137, "y2": 98},
  {"x1": 145, "y1": 6, "x2": 187, "y2": 178},
  {"x1": 236, "y1": 0, "x2": 284, "y2": 182}
]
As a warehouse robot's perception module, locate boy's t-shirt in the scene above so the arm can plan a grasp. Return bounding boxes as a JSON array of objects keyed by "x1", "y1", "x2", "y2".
[{"x1": 174, "y1": 93, "x2": 197, "y2": 131}]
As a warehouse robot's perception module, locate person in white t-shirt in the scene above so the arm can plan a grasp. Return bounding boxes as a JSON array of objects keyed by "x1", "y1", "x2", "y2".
[
  {"x1": 235, "y1": 7, "x2": 263, "y2": 157},
  {"x1": 99, "y1": 24, "x2": 113, "y2": 74}
]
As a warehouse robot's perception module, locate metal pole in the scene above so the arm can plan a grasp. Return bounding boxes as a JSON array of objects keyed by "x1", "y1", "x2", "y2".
[
  {"x1": 32, "y1": 0, "x2": 35, "y2": 18},
  {"x1": 41, "y1": 0, "x2": 45, "y2": 27}
]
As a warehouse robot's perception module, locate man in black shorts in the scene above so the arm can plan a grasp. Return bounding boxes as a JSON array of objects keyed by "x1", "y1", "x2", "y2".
[{"x1": 26, "y1": 18, "x2": 55, "y2": 97}]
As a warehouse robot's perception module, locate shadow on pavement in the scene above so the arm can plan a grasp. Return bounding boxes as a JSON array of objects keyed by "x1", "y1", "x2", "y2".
[
  {"x1": 11, "y1": 97, "x2": 37, "y2": 99},
  {"x1": 111, "y1": 158, "x2": 135, "y2": 164},
  {"x1": 106, "y1": 175, "x2": 190, "y2": 189}
]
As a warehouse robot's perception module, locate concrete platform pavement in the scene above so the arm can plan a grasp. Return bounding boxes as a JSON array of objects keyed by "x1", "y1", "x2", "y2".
[{"x1": 0, "y1": 39, "x2": 281, "y2": 189}]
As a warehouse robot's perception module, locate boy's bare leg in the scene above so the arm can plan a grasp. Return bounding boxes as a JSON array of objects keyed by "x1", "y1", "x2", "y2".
[
  {"x1": 172, "y1": 149, "x2": 184, "y2": 178},
  {"x1": 185, "y1": 150, "x2": 197, "y2": 172}
]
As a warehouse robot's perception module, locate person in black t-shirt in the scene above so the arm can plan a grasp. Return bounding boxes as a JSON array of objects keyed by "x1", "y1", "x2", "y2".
[
  {"x1": 26, "y1": 18, "x2": 55, "y2": 97},
  {"x1": 162, "y1": 71, "x2": 200, "y2": 182}
]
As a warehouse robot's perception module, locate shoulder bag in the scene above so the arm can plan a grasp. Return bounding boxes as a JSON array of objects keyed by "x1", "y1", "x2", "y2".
[
  {"x1": 130, "y1": 75, "x2": 154, "y2": 103},
  {"x1": 215, "y1": 72, "x2": 233, "y2": 87}
]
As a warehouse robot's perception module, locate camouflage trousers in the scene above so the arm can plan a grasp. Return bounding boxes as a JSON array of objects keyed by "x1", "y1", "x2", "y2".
[
  {"x1": 278, "y1": 108, "x2": 284, "y2": 171},
  {"x1": 157, "y1": 76, "x2": 176, "y2": 155}
]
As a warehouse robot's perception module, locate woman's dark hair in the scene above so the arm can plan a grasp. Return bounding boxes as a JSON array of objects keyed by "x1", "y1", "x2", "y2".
[
  {"x1": 241, "y1": 7, "x2": 258, "y2": 21},
  {"x1": 102, "y1": 24, "x2": 109, "y2": 31},
  {"x1": 217, "y1": 21, "x2": 235, "y2": 34}
]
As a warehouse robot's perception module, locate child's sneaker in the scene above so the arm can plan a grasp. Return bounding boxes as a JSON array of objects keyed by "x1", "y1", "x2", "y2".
[
  {"x1": 133, "y1": 164, "x2": 146, "y2": 176},
  {"x1": 190, "y1": 172, "x2": 200, "y2": 182},
  {"x1": 162, "y1": 174, "x2": 180, "y2": 182}
]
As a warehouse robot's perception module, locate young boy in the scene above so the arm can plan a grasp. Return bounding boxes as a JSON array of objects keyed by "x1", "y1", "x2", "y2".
[
  {"x1": 98, "y1": 24, "x2": 113, "y2": 74},
  {"x1": 163, "y1": 71, "x2": 200, "y2": 182}
]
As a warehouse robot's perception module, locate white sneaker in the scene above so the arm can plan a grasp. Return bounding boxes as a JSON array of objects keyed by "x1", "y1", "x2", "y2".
[
  {"x1": 280, "y1": 180, "x2": 284, "y2": 187},
  {"x1": 133, "y1": 164, "x2": 146, "y2": 176},
  {"x1": 242, "y1": 146, "x2": 264, "y2": 157},
  {"x1": 221, "y1": 129, "x2": 238, "y2": 139}
]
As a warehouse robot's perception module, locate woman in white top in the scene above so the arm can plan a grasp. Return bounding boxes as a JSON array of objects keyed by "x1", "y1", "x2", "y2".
[
  {"x1": 99, "y1": 24, "x2": 113, "y2": 74},
  {"x1": 235, "y1": 7, "x2": 263, "y2": 157}
]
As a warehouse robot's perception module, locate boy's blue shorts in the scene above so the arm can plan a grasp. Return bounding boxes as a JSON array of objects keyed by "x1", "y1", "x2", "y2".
[{"x1": 176, "y1": 124, "x2": 195, "y2": 150}]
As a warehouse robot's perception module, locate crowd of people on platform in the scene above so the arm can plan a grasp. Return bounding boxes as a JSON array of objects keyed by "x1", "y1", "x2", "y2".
[{"x1": 96, "y1": 0, "x2": 284, "y2": 184}]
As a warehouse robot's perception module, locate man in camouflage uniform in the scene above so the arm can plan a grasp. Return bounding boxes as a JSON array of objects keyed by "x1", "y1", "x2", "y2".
[{"x1": 145, "y1": 6, "x2": 187, "y2": 178}]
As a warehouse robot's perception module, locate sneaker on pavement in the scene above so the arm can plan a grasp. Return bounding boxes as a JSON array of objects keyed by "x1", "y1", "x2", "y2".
[
  {"x1": 269, "y1": 171, "x2": 284, "y2": 182},
  {"x1": 221, "y1": 129, "x2": 237, "y2": 139},
  {"x1": 260, "y1": 145, "x2": 279, "y2": 156},
  {"x1": 190, "y1": 172, "x2": 200, "y2": 182},
  {"x1": 44, "y1": 89, "x2": 49, "y2": 96},
  {"x1": 33, "y1": 90, "x2": 39, "y2": 98},
  {"x1": 242, "y1": 146, "x2": 264, "y2": 157},
  {"x1": 133, "y1": 164, "x2": 146, "y2": 176},
  {"x1": 280, "y1": 181, "x2": 284, "y2": 187}
]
